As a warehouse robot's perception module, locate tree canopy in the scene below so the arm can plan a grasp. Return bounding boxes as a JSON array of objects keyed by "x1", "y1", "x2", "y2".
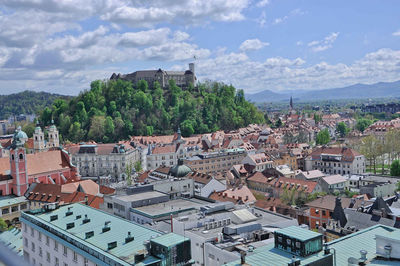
[
  {"x1": 40, "y1": 79, "x2": 265, "y2": 142},
  {"x1": 316, "y1": 128, "x2": 330, "y2": 145}
]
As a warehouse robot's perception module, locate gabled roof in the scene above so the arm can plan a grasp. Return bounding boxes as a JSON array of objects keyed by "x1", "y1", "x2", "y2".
[
  {"x1": 322, "y1": 175, "x2": 347, "y2": 185},
  {"x1": 306, "y1": 195, "x2": 363, "y2": 211},
  {"x1": 185, "y1": 171, "x2": 213, "y2": 185}
]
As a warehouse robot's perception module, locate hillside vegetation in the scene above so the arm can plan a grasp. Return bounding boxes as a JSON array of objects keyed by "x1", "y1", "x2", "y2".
[
  {"x1": 0, "y1": 91, "x2": 70, "y2": 119},
  {"x1": 40, "y1": 79, "x2": 265, "y2": 143}
]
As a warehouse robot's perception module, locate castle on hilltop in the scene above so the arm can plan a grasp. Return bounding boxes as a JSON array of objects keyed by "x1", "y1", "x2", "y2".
[{"x1": 110, "y1": 63, "x2": 196, "y2": 89}]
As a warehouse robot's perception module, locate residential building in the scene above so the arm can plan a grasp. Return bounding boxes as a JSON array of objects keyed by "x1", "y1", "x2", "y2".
[
  {"x1": 66, "y1": 142, "x2": 140, "y2": 180},
  {"x1": 246, "y1": 172, "x2": 319, "y2": 198},
  {"x1": 306, "y1": 195, "x2": 363, "y2": 229},
  {"x1": 241, "y1": 153, "x2": 273, "y2": 173},
  {"x1": 25, "y1": 180, "x2": 115, "y2": 210},
  {"x1": 111, "y1": 63, "x2": 196, "y2": 89},
  {"x1": 21, "y1": 203, "x2": 192, "y2": 266},
  {"x1": 0, "y1": 196, "x2": 28, "y2": 225},
  {"x1": 275, "y1": 165, "x2": 295, "y2": 178},
  {"x1": 360, "y1": 182, "x2": 398, "y2": 198},
  {"x1": 0, "y1": 120, "x2": 10, "y2": 136},
  {"x1": 318, "y1": 174, "x2": 348, "y2": 193},
  {"x1": 305, "y1": 146, "x2": 365, "y2": 175},
  {"x1": 185, "y1": 172, "x2": 226, "y2": 198},
  {"x1": 295, "y1": 169, "x2": 325, "y2": 182},
  {"x1": 184, "y1": 148, "x2": 247, "y2": 174},
  {"x1": 209, "y1": 186, "x2": 256, "y2": 204}
]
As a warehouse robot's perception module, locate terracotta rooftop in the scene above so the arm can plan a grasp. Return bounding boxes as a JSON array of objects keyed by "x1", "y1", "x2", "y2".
[
  {"x1": 26, "y1": 150, "x2": 74, "y2": 176},
  {"x1": 151, "y1": 144, "x2": 176, "y2": 154},
  {"x1": 310, "y1": 147, "x2": 361, "y2": 162},
  {"x1": 210, "y1": 185, "x2": 256, "y2": 204},
  {"x1": 185, "y1": 171, "x2": 213, "y2": 185}
]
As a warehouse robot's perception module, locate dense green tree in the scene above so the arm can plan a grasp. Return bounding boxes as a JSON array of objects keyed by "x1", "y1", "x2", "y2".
[
  {"x1": 356, "y1": 118, "x2": 373, "y2": 132},
  {"x1": 391, "y1": 160, "x2": 400, "y2": 176},
  {"x1": 336, "y1": 122, "x2": 349, "y2": 137},
  {"x1": 180, "y1": 120, "x2": 195, "y2": 137},
  {"x1": 316, "y1": 128, "x2": 330, "y2": 145},
  {"x1": 0, "y1": 218, "x2": 8, "y2": 232},
  {"x1": 22, "y1": 123, "x2": 35, "y2": 138},
  {"x1": 68, "y1": 122, "x2": 85, "y2": 143}
]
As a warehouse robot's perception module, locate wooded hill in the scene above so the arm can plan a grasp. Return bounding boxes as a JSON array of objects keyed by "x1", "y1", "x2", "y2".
[{"x1": 39, "y1": 79, "x2": 265, "y2": 143}]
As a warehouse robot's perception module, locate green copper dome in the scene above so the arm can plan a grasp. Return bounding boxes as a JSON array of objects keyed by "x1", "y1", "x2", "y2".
[{"x1": 169, "y1": 159, "x2": 192, "y2": 177}]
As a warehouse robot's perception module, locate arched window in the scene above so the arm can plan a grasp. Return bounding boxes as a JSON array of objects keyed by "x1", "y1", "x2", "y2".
[
  {"x1": 19, "y1": 154, "x2": 23, "y2": 160},
  {"x1": 35, "y1": 136, "x2": 38, "y2": 141},
  {"x1": 11, "y1": 154, "x2": 14, "y2": 160}
]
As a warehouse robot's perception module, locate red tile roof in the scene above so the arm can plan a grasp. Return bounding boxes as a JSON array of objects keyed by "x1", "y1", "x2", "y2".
[
  {"x1": 210, "y1": 185, "x2": 256, "y2": 204},
  {"x1": 310, "y1": 147, "x2": 361, "y2": 162},
  {"x1": 26, "y1": 150, "x2": 74, "y2": 175},
  {"x1": 185, "y1": 172, "x2": 213, "y2": 185}
]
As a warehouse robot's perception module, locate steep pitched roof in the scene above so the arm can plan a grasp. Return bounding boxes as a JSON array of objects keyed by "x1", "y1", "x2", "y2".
[
  {"x1": 210, "y1": 186, "x2": 256, "y2": 204},
  {"x1": 185, "y1": 171, "x2": 213, "y2": 185},
  {"x1": 26, "y1": 150, "x2": 73, "y2": 175}
]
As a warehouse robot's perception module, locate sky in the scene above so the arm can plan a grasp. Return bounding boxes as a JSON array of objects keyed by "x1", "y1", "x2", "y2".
[{"x1": 0, "y1": 0, "x2": 399, "y2": 95}]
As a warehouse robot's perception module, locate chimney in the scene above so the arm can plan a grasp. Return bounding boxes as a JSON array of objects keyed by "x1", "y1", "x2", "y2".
[{"x1": 240, "y1": 251, "x2": 246, "y2": 265}]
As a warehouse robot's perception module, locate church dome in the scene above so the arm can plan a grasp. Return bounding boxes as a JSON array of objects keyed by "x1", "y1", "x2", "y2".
[
  {"x1": 169, "y1": 159, "x2": 192, "y2": 178},
  {"x1": 15, "y1": 127, "x2": 28, "y2": 140}
]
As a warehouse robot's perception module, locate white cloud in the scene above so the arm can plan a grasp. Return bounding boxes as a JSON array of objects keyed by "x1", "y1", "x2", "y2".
[
  {"x1": 100, "y1": 0, "x2": 250, "y2": 27},
  {"x1": 256, "y1": 0, "x2": 269, "y2": 7},
  {"x1": 308, "y1": 32, "x2": 339, "y2": 52},
  {"x1": 393, "y1": 30, "x2": 400, "y2": 36},
  {"x1": 190, "y1": 48, "x2": 400, "y2": 93},
  {"x1": 240, "y1": 39, "x2": 269, "y2": 51}
]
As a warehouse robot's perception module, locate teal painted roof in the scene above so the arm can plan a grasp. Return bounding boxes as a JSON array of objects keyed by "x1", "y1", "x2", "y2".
[
  {"x1": 0, "y1": 228, "x2": 23, "y2": 256},
  {"x1": 150, "y1": 233, "x2": 189, "y2": 248},
  {"x1": 0, "y1": 196, "x2": 27, "y2": 208},
  {"x1": 275, "y1": 226, "x2": 321, "y2": 241},
  {"x1": 23, "y1": 203, "x2": 162, "y2": 265},
  {"x1": 226, "y1": 225, "x2": 400, "y2": 266}
]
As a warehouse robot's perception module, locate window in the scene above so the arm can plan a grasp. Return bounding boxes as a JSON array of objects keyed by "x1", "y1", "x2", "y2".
[
  {"x1": 55, "y1": 257, "x2": 59, "y2": 266},
  {"x1": 2, "y1": 208, "x2": 9, "y2": 215},
  {"x1": 24, "y1": 237, "x2": 28, "y2": 247},
  {"x1": 107, "y1": 203, "x2": 113, "y2": 209},
  {"x1": 11, "y1": 206, "x2": 18, "y2": 212},
  {"x1": 32, "y1": 258, "x2": 35, "y2": 265},
  {"x1": 20, "y1": 203, "x2": 27, "y2": 210},
  {"x1": 84, "y1": 258, "x2": 89, "y2": 266},
  {"x1": 73, "y1": 251, "x2": 77, "y2": 262},
  {"x1": 54, "y1": 240, "x2": 58, "y2": 251},
  {"x1": 46, "y1": 236, "x2": 49, "y2": 246},
  {"x1": 39, "y1": 247, "x2": 42, "y2": 257},
  {"x1": 19, "y1": 153, "x2": 24, "y2": 160},
  {"x1": 296, "y1": 241, "x2": 301, "y2": 248},
  {"x1": 322, "y1": 210, "x2": 326, "y2": 216},
  {"x1": 315, "y1": 209, "x2": 319, "y2": 214},
  {"x1": 31, "y1": 242, "x2": 35, "y2": 252},
  {"x1": 64, "y1": 263, "x2": 68, "y2": 266},
  {"x1": 63, "y1": 246, "x2": 67, "y2": 256},
  {"x1": 38, "y1": 232, "x2": 41, "y2": 241},
  {"x1": 46, "y1": 252, "x2": 50, "y2": 262},
  {"x1": 24, "y1": 223, "x2": 27, "y2": 232},
  {"x1": 31, "y1": 227, "x2": 34, "y2": 237}
]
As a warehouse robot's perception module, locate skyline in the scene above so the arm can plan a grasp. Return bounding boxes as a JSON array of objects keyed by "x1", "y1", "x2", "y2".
[{"x1": 0, "y1": 0, "x2": 399, "y2": 95}]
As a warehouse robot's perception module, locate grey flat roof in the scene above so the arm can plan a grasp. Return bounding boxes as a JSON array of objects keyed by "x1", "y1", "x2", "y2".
[
  {"x1": 130, "y1": 199, "x2": 204, "y2": 217},
  {"x1": 115, "y1": 191, "x2": 166, "y2": 203}
]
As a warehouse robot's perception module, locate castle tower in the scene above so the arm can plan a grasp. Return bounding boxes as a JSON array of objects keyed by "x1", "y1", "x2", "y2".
[
  {"x1": 10, "y1": 127, "x2": 29, "y2": 196},
  {"x1": 47, "y1": 120, "x2": 59, "y2": 148},
  {"x1": 189, "y1": 63, "x2": 195, "y2": 74},
  {"x1": 33, "y1": 124, "x2": 45, "y2": 151}
]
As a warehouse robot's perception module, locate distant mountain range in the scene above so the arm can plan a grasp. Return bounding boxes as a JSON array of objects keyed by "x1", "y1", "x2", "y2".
[{"x1": 245, "y1": 80, "x2": 400, "y2": 103}]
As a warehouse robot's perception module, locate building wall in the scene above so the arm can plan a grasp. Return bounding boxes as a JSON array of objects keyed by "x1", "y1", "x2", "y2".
[
  {"x1": 308, "y1": 207, "x2": 331, "y2": 229},
  {"x1": 186, "y1": 152, "x2": 246, "y2": 174},
  {"x1": 204, "y1": 242, "x2": 240, "y2": 266},
  {"x1": 147, "y1": 152, "x2": 176, "y2": 170},
  {"x1": 360, "y1": 183, "x2": 397, "y2": 198},
  {"x1": 308, "y1": 155, "x2": 366, "y2": 176},
  {"x1": 72, "y1": 149, "x2": 140, "y2": 179},
  {"x1": 22, "y1": 222, "x2": 97, "y2": 266}
]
